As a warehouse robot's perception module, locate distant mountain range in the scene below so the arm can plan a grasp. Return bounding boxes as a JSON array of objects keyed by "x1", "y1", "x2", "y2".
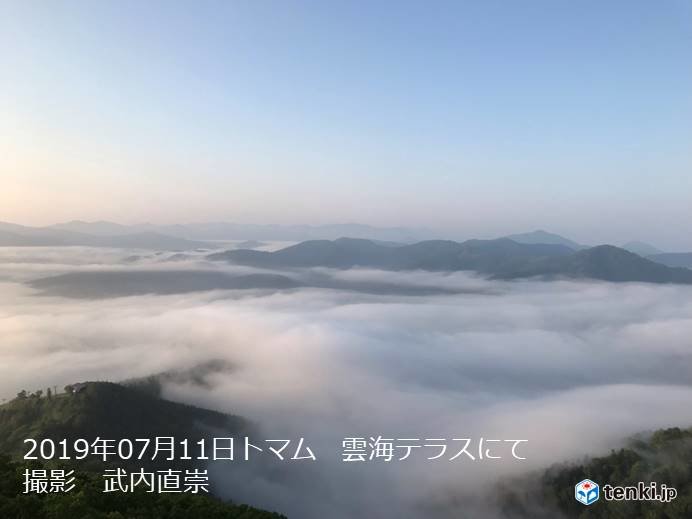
[
  {"x1": 621, "y1": 240, "x2": 664, "y2": 256},
  {"x1": 647, "y1": 252, "x2": 692, "y2": 269},
  {"x1": 502, "y1": 230, "x2": 586, "y2": 250},
  {"x1": 2, "y1": 221, "x2": 690, "y2": 276},
  {"x1": 0, "y1": 220, "x2": 430, "y2": 248},
  {"x1": 209, "y1": 238, "x2": 692, "y2": 285},
  {"x1": 44, "y1": 220, "x2": 428, "y2": 242},
  {"x1": 15, "y1": 221, "x2": 596, "y2": 247},
  {"x1": 502, "y1": 230, "x2": 666, "y2": 257},
  {"x1": 29, "y1": 267, "x2": 484, "y2": 299},
  {"x1": 0, "y1": 222, "x2": 209, "y2": 250},
  {"x1": 29, "y1": 271, "x2": 303, "y2": 298},
  {"x1": 501, "y1": 244, "x2": 692, "y2": 283}
]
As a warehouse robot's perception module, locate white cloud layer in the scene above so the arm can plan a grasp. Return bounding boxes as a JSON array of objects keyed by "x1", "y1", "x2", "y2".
[{"x1": 2, "y1": 247, "x2": 692, "y2": 517}]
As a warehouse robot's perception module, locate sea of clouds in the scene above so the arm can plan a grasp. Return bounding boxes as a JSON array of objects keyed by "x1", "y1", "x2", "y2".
[{"x1": 2, "y1": 246, "x2": 692, "y2": 518}]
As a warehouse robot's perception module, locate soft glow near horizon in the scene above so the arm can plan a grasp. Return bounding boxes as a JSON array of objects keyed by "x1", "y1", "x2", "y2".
[{"x1": 1, "y1": 0, "x2": 691, "y2": 248}]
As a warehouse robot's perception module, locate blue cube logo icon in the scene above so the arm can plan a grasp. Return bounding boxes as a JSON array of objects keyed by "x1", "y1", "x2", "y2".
[{"x1": 575, "y1": 479, "x2": 599, "y2": 505}]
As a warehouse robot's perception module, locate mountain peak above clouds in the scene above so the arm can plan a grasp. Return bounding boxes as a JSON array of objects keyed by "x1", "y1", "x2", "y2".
[
  {"x1": 621, "y1": 240, "x2": 664, "y2": 256},
  {"x1": 503, "y1": 230, "x2": 585, "y2": 250}
]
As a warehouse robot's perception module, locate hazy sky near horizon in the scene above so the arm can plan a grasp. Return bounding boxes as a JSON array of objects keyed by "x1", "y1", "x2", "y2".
[{"x1": 1, "y1": 1, "x2": 691, "y2": 247}]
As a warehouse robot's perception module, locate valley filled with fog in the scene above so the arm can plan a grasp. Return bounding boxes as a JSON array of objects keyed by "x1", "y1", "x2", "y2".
[{"x1": 2, "y1": 246, "x2": 692, "y2": 518}]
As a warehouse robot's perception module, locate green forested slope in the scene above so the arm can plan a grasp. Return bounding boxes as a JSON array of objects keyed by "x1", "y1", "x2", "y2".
[{"x1": 499, "y1": 427, "x2": 692, "y2": 518}]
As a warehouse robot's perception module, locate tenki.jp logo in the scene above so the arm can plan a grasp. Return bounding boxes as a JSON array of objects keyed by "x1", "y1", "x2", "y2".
[{"x1": 575, "y1": 479, "x2": 600, "y2": 505}]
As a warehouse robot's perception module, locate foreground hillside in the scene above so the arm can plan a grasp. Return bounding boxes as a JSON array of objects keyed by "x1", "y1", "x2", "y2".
[
  {"x1": 0, "y1": 382, "x2": 249, "y2": 468},
  {"x1": 0, "y1": 382, "x2": 285, "y2": 518},
  {"x1": 498, "y1": 427, "x2": 692, "y2": 518}
]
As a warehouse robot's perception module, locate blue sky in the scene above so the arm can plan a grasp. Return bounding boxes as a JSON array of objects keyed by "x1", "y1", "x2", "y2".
[{"x1": 1, "y1": 1, "x2": 691, "y2": 247}]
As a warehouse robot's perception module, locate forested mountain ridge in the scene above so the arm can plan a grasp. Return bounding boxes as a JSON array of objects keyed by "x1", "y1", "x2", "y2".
[{"x1": 209, "y1": 238, "x2": 692, "y2": 284}]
